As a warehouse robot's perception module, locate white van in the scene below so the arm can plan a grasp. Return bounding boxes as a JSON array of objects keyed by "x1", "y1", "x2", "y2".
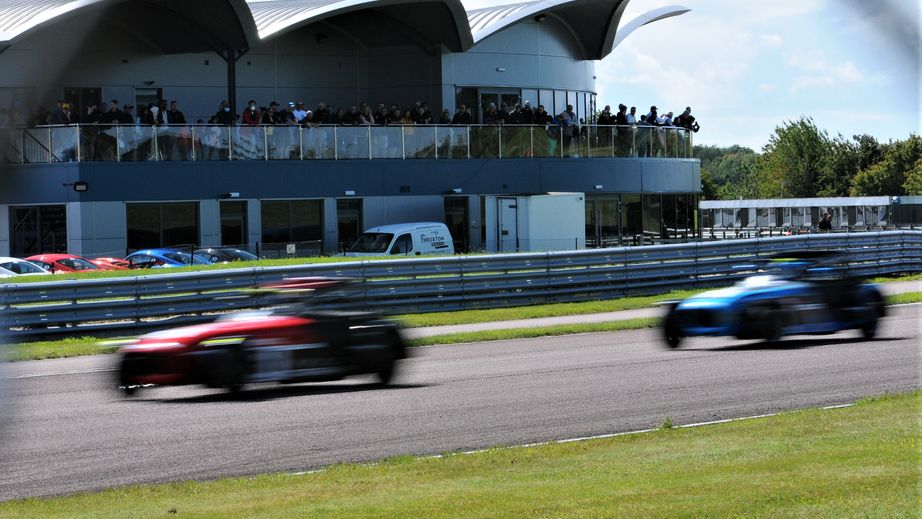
[{"x1": 344, "y1": 222, "x2": 455, "y2": 257}]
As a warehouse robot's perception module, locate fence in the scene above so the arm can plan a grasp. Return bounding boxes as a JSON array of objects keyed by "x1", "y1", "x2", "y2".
[
  {"x1": 1, "y1": 232, "x2": 919, "y2": 339},
  {"x1": 2, "y1": 124, "x2": 694, "y2": 164}
]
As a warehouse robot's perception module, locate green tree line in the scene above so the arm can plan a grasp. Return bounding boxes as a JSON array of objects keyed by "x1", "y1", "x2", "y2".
[{"x1": 696, "y1": 117, "x2": 922, "y2": 200}]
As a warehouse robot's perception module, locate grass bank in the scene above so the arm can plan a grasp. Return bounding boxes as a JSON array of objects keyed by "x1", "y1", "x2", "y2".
[{"x1": 2, "y1": 390, "x2": 917, "y2": 518}]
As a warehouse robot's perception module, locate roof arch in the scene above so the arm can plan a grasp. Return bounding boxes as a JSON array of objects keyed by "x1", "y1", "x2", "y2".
[
  {"x1": 467, "y1": 0, "x2": 689, "y2": 61},
  {"x1": 246, "y1": 0, "x2": 473, "y2": 51},
  {"x1": 0, "y1": 0, "x2": 259, "y2": 50},
  {"x1": 605, "y1": 4, "x2": 690, "y2": 54}
]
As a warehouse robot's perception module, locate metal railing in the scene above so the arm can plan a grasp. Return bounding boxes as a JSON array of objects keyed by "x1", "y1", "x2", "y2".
[
  {"x1": 1, "y1": 232, "x2": 918, "y2": 339},
  {"x1": 0, "y1": 124, "x2": 694, "y2": 164}
]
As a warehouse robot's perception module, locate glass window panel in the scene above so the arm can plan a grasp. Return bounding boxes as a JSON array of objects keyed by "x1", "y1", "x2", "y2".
[
  {"x1": 261, "y1": 201, "x2": 290, "y2": 243},
  {"x1": 290, "y1": 200, "x2": 322, "y2": 242},
  {"x1": 554, "y1": 90, "x2": 567, "y2": 117},
  {"x1": 642, "y1": 194, "x2": 662, "y2": 238},
  {"x1": 622, "y1": 194, "x2": 643, "y2": 236},
  {"x1": 162, "y1": 203, "x2": 197, "y2": 247},
  {"x1": 126, "y1": 204, "x2": 161, "y2": 250},
  {"x1": 539, "y1": 90, "x2": 553, "y2": 113}
]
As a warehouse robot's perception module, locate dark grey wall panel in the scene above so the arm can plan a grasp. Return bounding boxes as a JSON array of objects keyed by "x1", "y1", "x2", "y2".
[{"x1": 1, "y1": 158, "x2": 700, "y2": 205}]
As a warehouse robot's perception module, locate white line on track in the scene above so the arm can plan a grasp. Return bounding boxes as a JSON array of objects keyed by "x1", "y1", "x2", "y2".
[
  {"x1": 0, "y1": 367, "x2": 114, "y2": 380},
  {"x1": 288, "y1": 401, "x2": 858, "y2": 477}
]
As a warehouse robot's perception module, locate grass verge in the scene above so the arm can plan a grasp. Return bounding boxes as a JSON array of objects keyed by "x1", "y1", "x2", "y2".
[
  {"x1": 2, "y1": 390, "x2": 917, "y2": 518},
  {"x1": 395, "y1": 289, "x2": 698, "y2": 327}
]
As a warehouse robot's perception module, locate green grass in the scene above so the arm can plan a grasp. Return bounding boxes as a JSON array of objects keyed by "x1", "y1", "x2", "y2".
[
  {"x1": 2, "y1": 390, "x2": 917, "y2": 518},
  {"x1": 408, "y1": 318, "x2": 659, "y2": 346},
  {"x1": 395, "y1": 289, "x2": 698, "y2": 327},
  {"x1": 0, "y1": 337, "x2": 120, "y2": 362},
  {"x1": 887, "y1": 292, "x2": 922, "y2": 305}
]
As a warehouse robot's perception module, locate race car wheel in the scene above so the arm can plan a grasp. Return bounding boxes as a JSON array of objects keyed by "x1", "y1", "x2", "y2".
[
  {"x1": 860, "y1": 310, "x2": 878, "y2": 340},
  {"x1": 226, "y1": 350, "x2": 247, "y2": 394},
  {"x1": 760, "y1": 308, "x2": 782, "y2": 343},
  {"x1": 375, "y1": 336, "x2": 403, "y2": 385},
  {"x1": 661, "y1": 306, "x2": 683, "y2": 348}
]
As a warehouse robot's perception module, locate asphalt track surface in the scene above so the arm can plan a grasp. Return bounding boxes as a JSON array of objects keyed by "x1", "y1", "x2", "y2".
[{"x1": 0, "y1": 304, "x2": 919, "y2": 501}]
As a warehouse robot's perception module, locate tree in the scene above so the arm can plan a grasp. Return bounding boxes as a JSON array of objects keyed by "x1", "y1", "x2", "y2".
[
  {"x1": 700, "y1": 168, "x2": 719, "y2": 200},
  {"x1": 816, "y1": 135, "x2": 858, "y2": 197},
  {"x1": 756, "y1": 117, "x2": 830, "y2": 198},
  {"x1": 851, "y1": 135, "x2": 922, "y2": 196},
  {"x1": 903, "y1": 158, "x2": 922, "y2": 195}
]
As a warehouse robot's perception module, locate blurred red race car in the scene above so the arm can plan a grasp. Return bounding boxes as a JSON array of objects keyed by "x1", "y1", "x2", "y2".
[
  {"x1": 89, "y1": 257, "x2": 130, "y2": 270},
  {"x1": 25, "y1": 254, "x2": 100, "y2": 273},
  {"x1": 116, "y1": 278, "x2": 407, "y2": 395}
]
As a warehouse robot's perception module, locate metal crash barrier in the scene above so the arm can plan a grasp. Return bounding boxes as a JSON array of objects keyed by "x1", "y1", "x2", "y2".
[{"x1": 0, "y1": 232, "x2": 919, "y2": 339}]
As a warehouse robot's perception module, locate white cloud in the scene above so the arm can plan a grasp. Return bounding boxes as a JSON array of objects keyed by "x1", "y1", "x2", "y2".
[
  {"x1": 760, "y1": 34, "x2": 783, "y2": 47},
  {"x1": 785, "y1": 52, "x2": 890, "y2": 93}
]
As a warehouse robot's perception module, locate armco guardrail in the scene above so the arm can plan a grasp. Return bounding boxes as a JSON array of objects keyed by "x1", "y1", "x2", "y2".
[{"x1": 1, "y1": 232, "x2": 920, "y2": 339}]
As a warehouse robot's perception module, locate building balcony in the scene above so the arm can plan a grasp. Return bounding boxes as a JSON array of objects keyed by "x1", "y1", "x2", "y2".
[{"x1": 1, "y1": 124, "x2": 694, "y2": 164}]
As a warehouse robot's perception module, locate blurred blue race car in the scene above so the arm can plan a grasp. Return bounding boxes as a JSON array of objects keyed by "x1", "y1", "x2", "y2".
[
  {"x1": 125, "y1": 248, "x2": 215, "y2": 269},
  {"x1": 662, "y1": 251, "x2": 886, "y2": 348}
]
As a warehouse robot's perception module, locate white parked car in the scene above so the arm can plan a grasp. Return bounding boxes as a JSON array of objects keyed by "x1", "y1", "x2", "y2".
[
  {"x1": 344, "y1": 222, "x2": 455, "y2": 257},
  {"x1": 0, "y1": 265, "x2": 17, "y2": 278},
  {"x1": 0, "y1": 257, "x2": 52, "y2": 276}
]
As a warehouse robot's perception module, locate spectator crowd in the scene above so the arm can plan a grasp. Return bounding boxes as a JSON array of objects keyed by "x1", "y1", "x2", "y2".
[{"x1": 19, "y1": 96, "x2": 700, "y2": 133}]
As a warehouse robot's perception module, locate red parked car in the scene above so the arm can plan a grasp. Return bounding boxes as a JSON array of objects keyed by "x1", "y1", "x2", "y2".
[
  {"x1": 116, "y1": 278, "x2": 407, "y2": 395},
  {"x1": 89, "y1": 257, "x2": 130, "y2": 270},
  {"x1": 25, "y1": 254, "x2": 100, "y2": 273}
]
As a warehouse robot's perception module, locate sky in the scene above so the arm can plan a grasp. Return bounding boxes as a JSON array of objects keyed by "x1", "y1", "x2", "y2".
[{"x1": 462, "y1": 0, "x2": 920, "y2": 151}]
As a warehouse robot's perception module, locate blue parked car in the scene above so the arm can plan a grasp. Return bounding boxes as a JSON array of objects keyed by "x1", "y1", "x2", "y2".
[
  {"x1": 125, "y1": 249, "x2": 215, "y2": 269},
  {"x1": 662, "y1": 252, "x2": 886, "y2": 348}
]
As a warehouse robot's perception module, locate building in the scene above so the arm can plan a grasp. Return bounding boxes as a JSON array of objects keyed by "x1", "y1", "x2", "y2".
[
  {"x1": 0, "y1": 0, "x2": 700, "y2": 257},
  {"x1": 700, "y1": 196, "x2": 922, "y2": 234}
]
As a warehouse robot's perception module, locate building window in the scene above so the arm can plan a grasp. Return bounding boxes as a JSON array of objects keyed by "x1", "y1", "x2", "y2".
[
  {"x1": 260, "y1": 200, "x2": 323, "y2": 244},
  {"x1": 9, "y1": 205, "x2": 67, "y2": 257},
  {"x1": 220, "y1": 201, "x2": 248, "y2": 247},
  {"x1": 336, "y1": 198, "x2": 363, "y2": 252},
  {"x1": 444, "y1": 196, "x2": 469, "y2": 253},
  {"x1": 126, "y1": 202, "x2": 198, "y2": 250}
]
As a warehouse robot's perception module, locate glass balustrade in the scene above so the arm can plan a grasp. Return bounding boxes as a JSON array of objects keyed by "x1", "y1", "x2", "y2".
[
  {"x1": 370, "y1": 126, "x2": 403, "y2": 159},
  {"x1": 403, "y1": 125, "x2": 437, "y2": 159},
  {"x1": 532, "y1": 125, "x2": 561, "y2": 158},
  {"x1": 469, "y1": 126, "x2": 500, "y2": 159},
  {"x1": 231, "y1": 126, "x2": 267, "y2": 161},
  {"x1": 8, "y1": 124, "x2": 692, "y2": 163},
  {"x1": 500, "y1": 126, "x2": 531, "y2": 158},
  {"x1": 300, "y1": 126, "x2": 334, "y2": 160}
]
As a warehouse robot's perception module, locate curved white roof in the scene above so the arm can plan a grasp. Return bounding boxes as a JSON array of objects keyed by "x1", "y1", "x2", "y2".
[
  {"x1": 467, "y1": 0, "x2": 689, "y2": 60},
  {"x1": 0, "y1": 0, "x2": 258, "y2": 48},
  {"x1": 0, "y1": 0, "x2": 685, "y2": 58},
  {"x1": 247, "y1": 0, "x2": 472, "y2": 50},
  {"x1": 0, "y1": 0, "x2": 103, "y2": 42}
]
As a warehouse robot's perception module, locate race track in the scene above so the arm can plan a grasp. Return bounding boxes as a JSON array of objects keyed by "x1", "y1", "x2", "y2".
[{"x1": 0, "y1": 305, "x2": 919, "y2": 500}]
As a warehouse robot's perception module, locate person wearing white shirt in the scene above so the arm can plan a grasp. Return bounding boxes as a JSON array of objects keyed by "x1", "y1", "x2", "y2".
[{"x1": 625, "y1": 106, "x2": 637, "y2": 124}]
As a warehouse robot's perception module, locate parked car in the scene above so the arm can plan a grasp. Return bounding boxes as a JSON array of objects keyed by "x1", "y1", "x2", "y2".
[
  {"x1": 125, "y1": 249, "x2": 215, "y2": 269},
  {"x1": 193, "y1": 248, "x2": 260, "y2": 263},
  {"x1": 0, "y1": 266, "x2": 17, "y2": 278},
  {"x1": 661, "y1": 251, "x2": 886, "y2": 348},
  {"x1": 89, "y1": 257, "x2": 131, "y2": 270},
  {"x1": 116, "y1": 277, "x2": 407, "y2": 395},
  {"x1": 0, "y1": 257, "x2": 51, "y2": 276},
  {"x1": 25, "y1": 254, "x2": 101, "y2": 273},
  {"x1": 344, "y1": 222, "x2": 454, "y2": 257}
]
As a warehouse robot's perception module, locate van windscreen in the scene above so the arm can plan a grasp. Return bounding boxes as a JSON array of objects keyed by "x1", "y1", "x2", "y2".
[{"x1": 348, "y1": 233, "x2": 394, "y2": 253}]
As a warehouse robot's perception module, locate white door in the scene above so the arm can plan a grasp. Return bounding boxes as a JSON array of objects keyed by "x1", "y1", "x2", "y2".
[{"x1": 497, "y1": 198, "x2": 518, "y2": 252}]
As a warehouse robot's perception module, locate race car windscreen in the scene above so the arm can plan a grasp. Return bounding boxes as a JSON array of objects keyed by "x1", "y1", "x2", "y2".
[
  {"x1": 348, "y1": 233, "x2": 394, "y2": 253},
  {"x1": 163, "y1": 252, "x2": 194, "y2": 264}
]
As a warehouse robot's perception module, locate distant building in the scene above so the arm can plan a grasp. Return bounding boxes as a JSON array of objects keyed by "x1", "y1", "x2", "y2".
[{"x1": 700, "y1": 196, "x2": 922, "y2": 232}]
